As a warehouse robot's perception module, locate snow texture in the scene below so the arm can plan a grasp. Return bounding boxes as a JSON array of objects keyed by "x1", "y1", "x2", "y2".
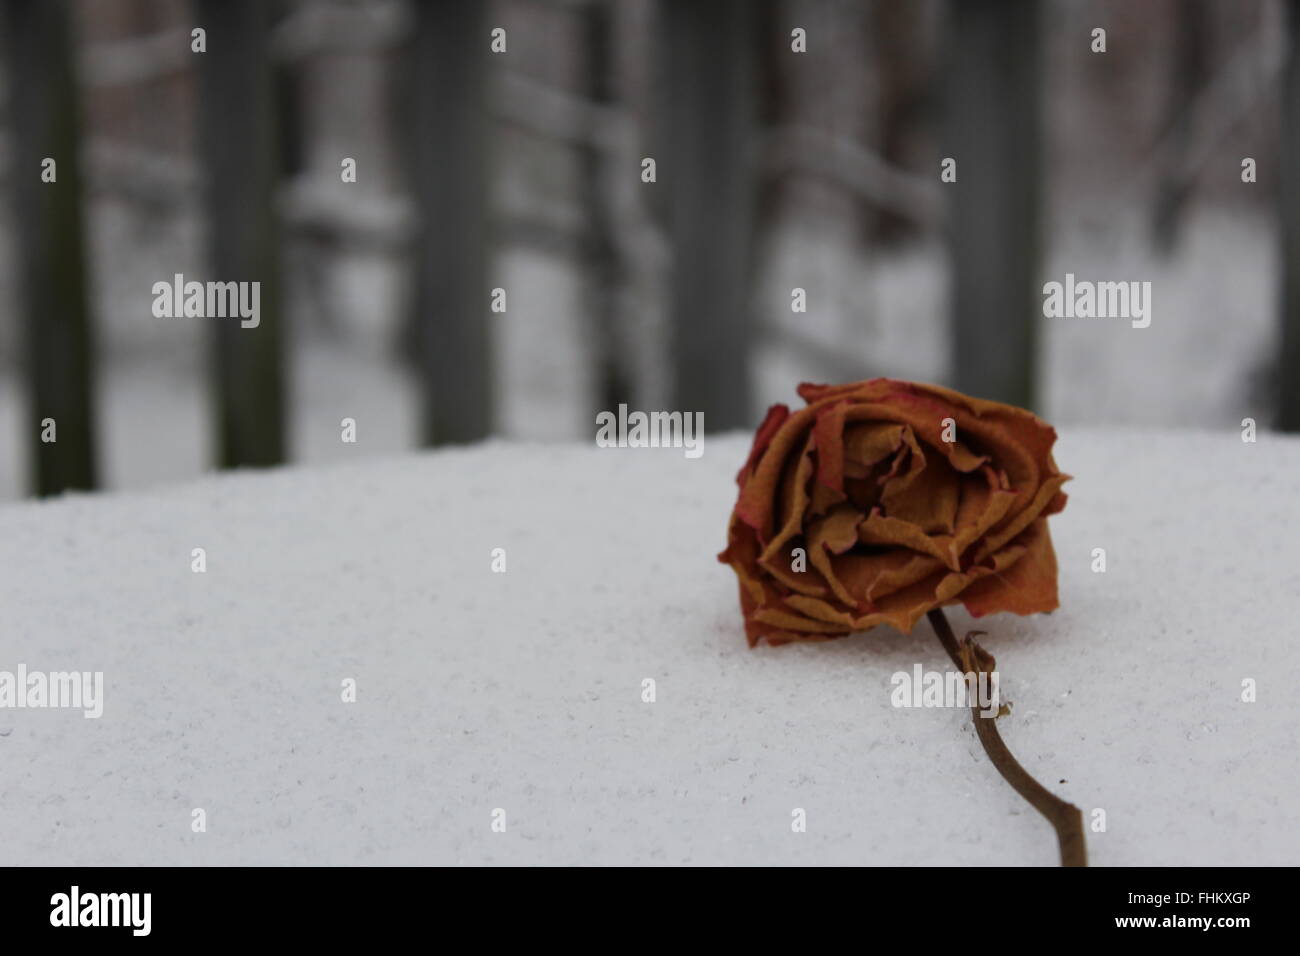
[{"x1": 0, "y1": 428, "x2": 1297, "y2": 865}]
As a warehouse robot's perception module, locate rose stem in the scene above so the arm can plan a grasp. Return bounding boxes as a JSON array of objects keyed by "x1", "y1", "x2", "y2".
[{"x1": 926, "y1": 608, "x2": 1088, "y2": 867}]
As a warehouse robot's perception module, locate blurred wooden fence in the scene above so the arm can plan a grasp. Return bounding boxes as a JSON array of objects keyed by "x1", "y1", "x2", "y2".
[{"x1": 5, "y1": 0, "x2": 1291, "y2": 499}]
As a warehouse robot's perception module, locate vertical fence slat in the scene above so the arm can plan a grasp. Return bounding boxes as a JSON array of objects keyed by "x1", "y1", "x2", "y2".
[
  {"x1": 1279, "y1": 0, "x2": 1300, "y2": 431},
  {"x1": 1150, "y1": 0, "x2": 1210, "y2": 253},
  {"x1": 662, "y1": 0, "x2": 757, "y2": 429},
  {"x1": 406, "y1": 0, "x2": 492, "y2": 446},
  {"x1": 194, "y1": 0, "x2": 287, "y2": 468},
  {"x1": 943, "y1": 0, "x2": 1042, "y2": 410},
  {"x1": 2, "y1": 0, "x2": 97, "y2": 495},
  {"x1": 582, "y1": 0, "x2": 630, "y2": 415}
]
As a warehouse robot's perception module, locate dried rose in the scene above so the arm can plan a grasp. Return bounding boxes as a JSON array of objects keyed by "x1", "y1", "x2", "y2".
[{"x1": 719, "y1": 379, "x2": 1069, "y2": 646}]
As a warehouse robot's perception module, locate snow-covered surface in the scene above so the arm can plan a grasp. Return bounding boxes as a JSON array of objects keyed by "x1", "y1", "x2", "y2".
[{"x1": 1, "y1": 428, "x2": 1297, "y2": 865}]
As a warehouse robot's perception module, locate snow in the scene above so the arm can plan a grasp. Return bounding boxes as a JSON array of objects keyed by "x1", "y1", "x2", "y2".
[{"x1": 0, "y1": 427, "x2": 1297, "y2": 865}]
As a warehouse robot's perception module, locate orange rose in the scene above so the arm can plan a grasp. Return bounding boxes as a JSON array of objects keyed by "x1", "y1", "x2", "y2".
[{"x1": 719, "y1": 379, "x2": 1070, "y2": 646}]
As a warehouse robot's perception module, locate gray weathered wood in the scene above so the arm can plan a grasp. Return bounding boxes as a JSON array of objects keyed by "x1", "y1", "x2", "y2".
[
  {"x1": 662, "y1": 0, "x2": 757, "y2": 430},
  {"x1": 405, "y1": 0, "x2": 493, "y2": 445},
  {"x1": 194, "y1": 0, "x2": 287, "y2": 467},
  {"x1": 2, "y1": 0, "x2": 98, "y2": 495},
  {"x1": 1280, "y1": 1, "x2": 1300, "y2": 431},
  {"x1": 581, "y1": 0, "x2": 631, "y2": 415},
  {"x1": 942, "y1": 0, "x2": 1042, "y2": 410},
  {"x1": 1151, "y1": 0, "x2": 1210, "y2": 253}
]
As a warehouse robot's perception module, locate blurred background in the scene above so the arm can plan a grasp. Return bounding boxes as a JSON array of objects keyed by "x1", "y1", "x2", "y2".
[{"x1": 0, "y1": 0, "x2": 1294, "y2": 500}]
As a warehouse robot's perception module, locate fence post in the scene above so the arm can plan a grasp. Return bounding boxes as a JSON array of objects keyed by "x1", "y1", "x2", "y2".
[
  {"x1": 581, "y1": 0, "x2": 630, "y2": 416},
  {"x1": 661, "y1": 0, "x2": 757, "y2": 430},
  {"x1": 405, "y1": 0, "x2": 493, "y2": 445},
  {"x1": 194, "y1": 0, "x2": 287, "y2": 468},
  {"x1": 2, "y1": 0, "x2": 98, "y2": 495},
  {"x1": 942, "y1": 0, "x2": 1042, "y2": 410},
  {"x1": 1280, "y1": 0, "x2": 1300, "y2": 431}
]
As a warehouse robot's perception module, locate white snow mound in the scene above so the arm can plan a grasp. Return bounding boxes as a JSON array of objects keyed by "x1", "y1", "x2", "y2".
[{"x1": 0, "y1": 428, "x2": 1296, "y2": 865}]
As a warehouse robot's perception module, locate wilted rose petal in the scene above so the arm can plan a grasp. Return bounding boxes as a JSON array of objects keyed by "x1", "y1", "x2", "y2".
[{"x1": 719, "y1": 379, "x2": 1070, "y2": 647}]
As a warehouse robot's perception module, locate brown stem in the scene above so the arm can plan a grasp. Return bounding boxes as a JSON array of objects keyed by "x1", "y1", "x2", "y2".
[{"x1": 927, "y1": 608, "x2": 1088, "y2": 867}]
